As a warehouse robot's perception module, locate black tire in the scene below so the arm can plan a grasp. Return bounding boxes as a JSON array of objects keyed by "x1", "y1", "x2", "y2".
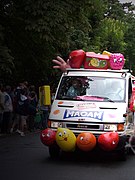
[
  {"x1": 118, "y1": 147, "x2": 127, "y2": 161},
  {"x1": 117, "y1": 136, "x2": 127, "y2": 161},
  {"x1": 49, "y1": 143, "x2": 61, "y2": 159}
]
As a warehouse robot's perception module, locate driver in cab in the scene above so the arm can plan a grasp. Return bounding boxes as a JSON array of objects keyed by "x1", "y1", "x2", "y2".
[{"x1": 66, "y1": 79, "x2": 82, "y2": 97}]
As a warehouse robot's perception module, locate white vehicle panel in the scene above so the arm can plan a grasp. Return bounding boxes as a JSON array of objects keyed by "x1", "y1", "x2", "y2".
[{"x1": 49, "y1": 100, "x2": 126, "y2": 123}]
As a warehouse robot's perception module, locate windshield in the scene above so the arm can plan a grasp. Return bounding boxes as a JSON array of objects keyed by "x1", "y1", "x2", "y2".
[{"x1": 56, "y1": 76, "x2": 126, "y2": 102}]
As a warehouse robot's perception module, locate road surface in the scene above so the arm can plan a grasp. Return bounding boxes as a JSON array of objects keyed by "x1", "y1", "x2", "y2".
[{"x1": 0, "y1": 132, "x2": 135, "y2": 180}]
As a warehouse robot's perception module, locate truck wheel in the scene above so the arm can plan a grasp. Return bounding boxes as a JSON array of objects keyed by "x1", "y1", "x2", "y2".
[
  {"x1": 49, "y1": 144, "x2": 61, "y2": 159},
  {"x1": 118, "y1": 147, "x2": 127, "y2": 161}
]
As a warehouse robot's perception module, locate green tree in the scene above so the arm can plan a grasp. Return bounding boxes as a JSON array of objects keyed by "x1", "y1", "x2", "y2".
[
  {"x1": 93, "y1": 18, "x2": 127, "y2": 53},
  {"x1": 0, "y1": 1, "x2": 14, "y2": 83},
  {"x1": 14, "y1": 0, "x2": 107, "y2": 85},
  {"x1": 124, "y1": 16, "x2": 135, "y2": 72},
  {"x1": 105, "y1": 0, "x2": 126, "y2": 20},
  {"x1": 1, "y1": 0, "x2": 135, "y2": 86}
]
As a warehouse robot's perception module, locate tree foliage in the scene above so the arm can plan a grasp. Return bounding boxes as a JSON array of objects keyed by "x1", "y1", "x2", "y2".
[
  {"x1": 0, "y1": 0, "x2": 135, "y2": 87},
  {"x1": 94, "y1": 18, "x2": 127, "y2": 53}
]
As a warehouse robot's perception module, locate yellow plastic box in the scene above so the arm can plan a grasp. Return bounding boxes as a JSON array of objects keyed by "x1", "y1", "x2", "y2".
[{"x1": 39, "y1": 85, "x2": 51, "y2": 106}]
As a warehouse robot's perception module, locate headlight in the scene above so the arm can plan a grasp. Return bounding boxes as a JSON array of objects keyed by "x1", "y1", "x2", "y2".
[
  {"x1": 50, "y1": 121, "x2": 63, "y2": 128},
  {"x1": 104, "y1": 124, "x2": 117, "y2": 131},
  {"x1": 117, "y1": 124, "x2": 124, "y2": 131}
]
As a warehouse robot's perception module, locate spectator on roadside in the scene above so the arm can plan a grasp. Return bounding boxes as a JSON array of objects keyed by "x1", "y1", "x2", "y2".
[
  {"x1": 10, "y1": 87, "x2": 29, "y2": 136},
  {"x1": 29, "y1": 85, "x2": 36, "y2": 92},
  {"x1": 27, "y1": 91, "x2": 38, "y2": 132},
  {"x1": 0, "y1": 83, "x2": 4, "y2": 133},
  {"x1": 14, "y1": 87, "x2": 29, "y2": 136},
  {"x1": 39, "y1": 103, "x2": 50, "y2": 129},
  {"x1": 28, "y1": 85, "x2": 38, "y2": 102},
  {"x1": 23, "y1": 81, "x2": 29, "y2": 88},
  {"x1": 1, "y1": 85, "x2": 13, "y2": 134},
  {"x1": 10, "y1": 83, "x2": 23, "y2": 134}
]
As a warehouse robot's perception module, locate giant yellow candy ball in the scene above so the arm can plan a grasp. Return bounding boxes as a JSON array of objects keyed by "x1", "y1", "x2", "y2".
[{"x1": 56, "y1": 128, "x2": 76, "y2": 152}]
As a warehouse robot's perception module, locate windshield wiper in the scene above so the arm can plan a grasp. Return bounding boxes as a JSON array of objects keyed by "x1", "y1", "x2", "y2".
[
  {"x1": 88, "y1": 96, "x2": 114, "y2": 102},
  {"x1": 100, "y1": 96, "x2": 114, "y2": 102},
  {"x1": 75, "y1": 95, "x2": 114, "y2": 102},
  {"x1": 58, "y1": 95, "x2": 114, "y2": 102}
]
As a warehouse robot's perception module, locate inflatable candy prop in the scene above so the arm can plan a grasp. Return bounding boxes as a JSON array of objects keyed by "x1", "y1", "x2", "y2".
[
  {"x1": 84, "y1": 52, "x2": 109, "y2": 69},
  {"x1": 109, "y1": 53, "x2": 124, "y2": 70},
  {"x1": 40, "y1": 128, "x2": 56, "y2": 146},
  {"x1": 103, "y1": 51, "x2": 125, "y2": 70},
  {"x1": 98, "y1": 132, "x2": 119, "y2": 151},
  {"x1": 69, "y1": 49, "x2": 86, "y2": 68},
  {"x1": 56, "y1": 128, "x2": 76, "y2": 152},
  {"x1": 52, "y1": 49, "x2": 125, "y2": 72},
  {"x1": 76, "y1": 132, "x2": 96, "y2": 151}
]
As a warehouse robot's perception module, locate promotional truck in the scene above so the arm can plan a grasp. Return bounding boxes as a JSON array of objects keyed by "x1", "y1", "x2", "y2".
[{"x1": 40, "y1": 50, "x2": 135, "y2": 160}]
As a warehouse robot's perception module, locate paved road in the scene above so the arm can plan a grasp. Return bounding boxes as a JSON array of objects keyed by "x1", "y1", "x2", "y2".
[{"x1": 0, "y1": 132, "x2": 135, "y2": 180}]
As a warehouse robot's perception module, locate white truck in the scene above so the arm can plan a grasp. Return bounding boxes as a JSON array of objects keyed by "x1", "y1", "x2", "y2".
[{"x1": 48, "y1": 68, "x2": 135, "y2": 160}]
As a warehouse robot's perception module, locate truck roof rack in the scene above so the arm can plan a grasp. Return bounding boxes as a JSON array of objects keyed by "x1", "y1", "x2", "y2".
[{"x1": 66, "y1": 68, "x2": 130, "y2": 74}]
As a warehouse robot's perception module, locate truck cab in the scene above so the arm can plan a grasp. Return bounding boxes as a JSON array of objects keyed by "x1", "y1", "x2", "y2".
[{"x1": 48, "y1": 68, "x2": 135, "y2": 159}]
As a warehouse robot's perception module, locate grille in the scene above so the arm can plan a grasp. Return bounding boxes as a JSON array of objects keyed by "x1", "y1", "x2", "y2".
[{"x1": 66, "y1": 123, "x2": 103, "y2": 131}]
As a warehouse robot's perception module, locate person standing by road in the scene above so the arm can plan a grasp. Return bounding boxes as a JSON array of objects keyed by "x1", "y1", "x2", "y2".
[
  {"x1": 1, "y1": 85, "x2": 13, "y2": 134},
  {"x1": 27, "y1": 91, "x2": 38, "y2": 131},
  {"x1": 0, "y1": 83, "x2": 4, "y2": 134},
  {"x1": 10, "y1": 83, "x2": 23, "y2": 134},
  {"x1": 40, "y1": 104, "x2": 50, "y2": 129},
  {"x1": 15, "y1": 87, "x2": 29, "y2": 136}
]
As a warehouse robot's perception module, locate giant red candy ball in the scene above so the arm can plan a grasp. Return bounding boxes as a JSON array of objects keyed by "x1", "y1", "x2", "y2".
[
  {"x1": 98, "y1": 132, "x2": 119, "y2": 151},
  {"x1": 40, "y1": 128, "x2": 56, "y2": 146},
  {"x1": 76, "y1": 132, "x2": 96, "y2": 151},
  {"x1": 69, "y1": 49, "x2": 86, "y2": 68}
]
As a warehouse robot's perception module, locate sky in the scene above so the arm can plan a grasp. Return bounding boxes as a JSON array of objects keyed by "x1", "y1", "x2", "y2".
[{"x1": 119, "y1": 0, "x2": 135, "y2": 4}]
